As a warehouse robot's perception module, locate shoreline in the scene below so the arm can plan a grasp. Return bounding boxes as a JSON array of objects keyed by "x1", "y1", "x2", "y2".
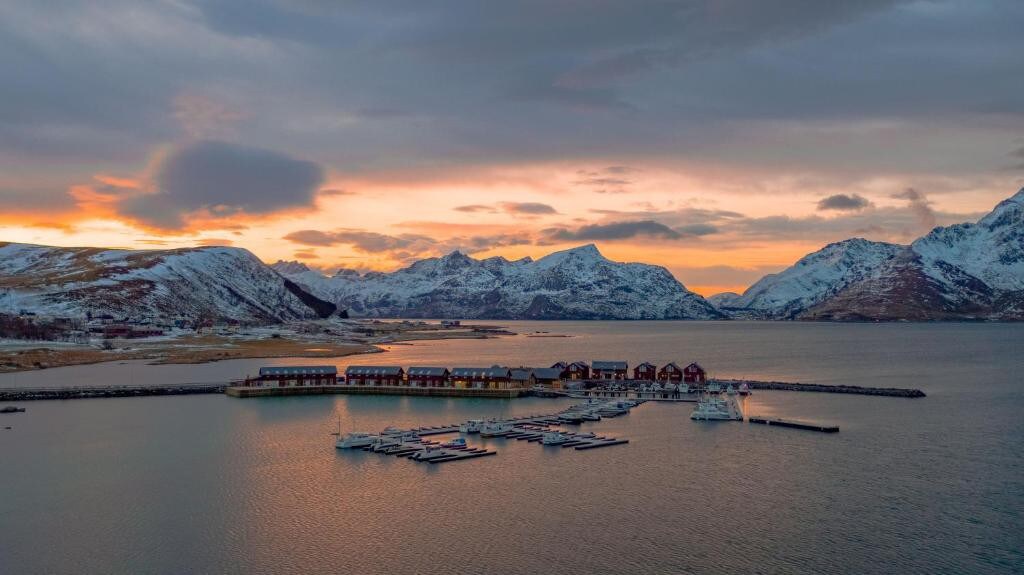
[{"x1": 0, "y1": 322, "x2": 512, "y2": 375}]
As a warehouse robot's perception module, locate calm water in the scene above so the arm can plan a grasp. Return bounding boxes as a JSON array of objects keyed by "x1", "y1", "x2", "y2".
[{"x1": 2, "y1": 322, "x2": 1023, "y2": 574}]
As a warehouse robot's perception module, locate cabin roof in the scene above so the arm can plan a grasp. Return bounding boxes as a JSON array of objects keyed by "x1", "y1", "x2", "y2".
[
  {"x1": 344, "y1": 365, "x2": 403, "y2": 376},
  {"x1": 407, "y1": 367, "x2": 449, "y2": 377},
  {"x1": 592, "y1": 360, "x2": 628, "y2": 370},
  {"x1": 259, "y1": 365, "x2": 337, "y2": 376},
  {"x1": 451, "y1": 367, "x2": 511, "y2": 378},
  {"x1": 531, "y1": 368, "x2": 564, "y2": 380}
]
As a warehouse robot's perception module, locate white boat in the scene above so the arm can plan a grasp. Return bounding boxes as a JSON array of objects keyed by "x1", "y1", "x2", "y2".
[
  {"x1": 706, "y1": 381, "x2": 721, "y2": 393},
  {"x1": 725, "y1": 384, "x2": 737, "y2": 396},
  {"x1": 410, "y1": 446, "x2": 449, "y2": 461},
  {"x1": 380, "y1": 426, "x2": 401, "y2": 436},
  {"x1": 690, "y1": 395, "x2": 742, "y2": 421},
  {"x1": 480, "y1": 420, "x2": 513, "y2": 436},
  {"x1": 336, "y1": 431, "x2": 376, "y2": 449},
  {"x1": 440, "y1": 437, "x2": 467, "y2": 448},
  {"x1": 558, "y1": 412, "x2": 584, "y2": 424},
  {"x1": 679, "y1": 383, "x2": 690, "y2": 394},
  {"x1": 579, "y1": 410, "x2": 602, "y2": 421},
  {"x1": 459, "y1": 419, "x2": 484, "y2": 433},
  {"x1": 738, "y1": 383, "x2": 751, "y2": 396},
  {"x1": 541, "y1": 432, "x2": 572, "y2": 445}
]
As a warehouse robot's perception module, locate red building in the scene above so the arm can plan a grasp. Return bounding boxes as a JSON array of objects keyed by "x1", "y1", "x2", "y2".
[
  {"x1": 344, "y1": 366, "x2": 404, "y2": 386},
  {"x1": 246, "y1": 366, "x2": 338, "y2": 387},
  {"x1": 633, "y1": 362, "x2": 656, "y2": 381},
  {"x1": 451, "y1": 367, "x2": 514, "y2": 389},
  {"x1": 565, "y1": 361, "x2": 590, "y2": 380},
  {"x1": 658, "y1": 362, "x2": 683, "y2": 383},
  {"x1": 407, "y1": 367, "x2": 450, "y2": 387},
  {"x1": 592, "y1": 361, "x2": 628, "y2": 380},
  {"x1": 683, "y1": 362, "x2": 707, "y2": 384}
]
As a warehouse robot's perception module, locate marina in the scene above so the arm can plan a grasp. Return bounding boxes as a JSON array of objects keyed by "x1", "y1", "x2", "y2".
[{"x1": 334, "y1": 401, "x2": 640, "y2": 464}]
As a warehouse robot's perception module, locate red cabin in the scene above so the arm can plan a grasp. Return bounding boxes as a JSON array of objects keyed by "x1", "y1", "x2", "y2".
[
  {"x1": 658, "y1": 362, "x2": 683, "y2": 383},
  {"x1": 565, "y1": 361, "x2": 591, "y2": 380},
  {"x1": 683, "y1": 362, "x2": 706, "y2": 384},
  {"x1": 633, "y1": 362, "x2": 656, "y2": 381},
  {"x1": 406, "y1": 367, "x2": 450, "y2": 387},
  {"x1": 344, "y1": 366, "x2": 404, "y2": 386},
  {"x1": 592, "y1": 361, "x2": 628, "y2": 380}
]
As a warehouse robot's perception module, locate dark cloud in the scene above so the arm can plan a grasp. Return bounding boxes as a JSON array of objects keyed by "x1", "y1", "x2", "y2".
[
  {"x1": 891, "y1": 188, "x2": 937, "y2": 230},
  {"x1": 1008, "y1": 145, "x2": 1024, "y2": 170},
  {"x1": 118, "y1": 140, "x2": 324, "y2": 229},
  {"x1": 283, "y1": 227, "x2": 531, "y2": 261},
  {"x1": 541, "y1": 220, "x2": 685, "y2": 243},
  {"x1": 2, "y1": 0, "x2": 1023, "y2": 209},
  {"x1": 817, "y1": 193, "x2": 871, "y2": 211},
  {"x1": 318, "y1": 188, "x2": 355, "y2": 197},
  {"x1": 454, "y1": 204, "x2": 496, "y2": 213},
  {"x1": 499, "y1": 202, "x2": 558, "y2": 215}
]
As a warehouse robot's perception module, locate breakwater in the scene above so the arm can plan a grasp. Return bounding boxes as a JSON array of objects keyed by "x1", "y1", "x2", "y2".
[
  {"x1": 720, "y1": 379, "x2": 926, "y2": 398},
  {"x1": 0, "y1": 383, "x2": 227, "y2": 401}
]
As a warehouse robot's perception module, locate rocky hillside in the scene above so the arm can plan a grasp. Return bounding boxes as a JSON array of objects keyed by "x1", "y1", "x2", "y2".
[
  {"x1": 275, "y1": 244, "x2": 721, "y2": 320},
  {"x1": 712, "y1": 189, "x2": 1024, "y2": 320},
  {"x1": 0, "y1": 243, "x2": 335, "y2": 324}
]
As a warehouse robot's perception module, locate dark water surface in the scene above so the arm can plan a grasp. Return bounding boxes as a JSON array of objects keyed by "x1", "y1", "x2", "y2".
[{"x1": 2, "y1": 322, "x2": 1023, "y2": 574}]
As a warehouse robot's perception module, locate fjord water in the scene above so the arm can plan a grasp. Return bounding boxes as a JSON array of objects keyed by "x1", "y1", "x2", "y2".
[{"x1": 2, "y1": 322, "x2": 1022, "y2": 574}]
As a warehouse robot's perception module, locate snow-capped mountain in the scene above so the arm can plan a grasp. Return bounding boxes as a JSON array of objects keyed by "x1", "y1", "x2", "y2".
[
  {"x1": 0, "y1": 243, "x2": 335, "y2": 323},
  {"x1": 274, "y1": 244, "x2": 721, "y2": 320},
  {"x1": 712, "y1": 189, "x2": 1024, "y2": 320}
]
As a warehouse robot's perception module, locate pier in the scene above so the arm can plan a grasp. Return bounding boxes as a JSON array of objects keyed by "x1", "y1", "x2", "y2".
[
  {"x1": 748, "y1": 417, "x2": 839, "y2": 433},
  {"x1": 226, "y1": 384, "x2": 524, "y2": 399}
]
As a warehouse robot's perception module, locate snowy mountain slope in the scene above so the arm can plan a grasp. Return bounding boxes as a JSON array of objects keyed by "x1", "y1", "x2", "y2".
[
  {"x1": 274, "y1": 244, "x2": 722, "y2": 320},
  {"x1": 0, "y1": 243, "x2": 335, "y2": 323},
  {"x1": 714, "y1": 189, "x2": 1024, "y2": 320},
  {"x1": 720, "y1": 238, "x2": 904, "y2": 319}
]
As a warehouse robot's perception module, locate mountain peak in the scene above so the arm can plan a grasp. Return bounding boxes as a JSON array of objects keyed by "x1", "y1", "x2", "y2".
[{"x1": 270, "y1": 260, "x2": 311, "y2": 275}]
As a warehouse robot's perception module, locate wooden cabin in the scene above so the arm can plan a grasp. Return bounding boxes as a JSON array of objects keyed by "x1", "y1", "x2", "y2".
[
  {"x1": 406, "y1": 367, "x2": 450, "y2": 387},
  {"x1": 510, "y1": 369, "x2": 535, "y2": 388},
  {"x1": 592, "y1": 360, "x2": 628, "y2": 380},
  {"x1": 565, "y1": 361, "x2": 591, "y2": 380},
  {"x1": 531, "y1": 367, "x2": 564, "y2": 388},
  {"x1": 344, "y1": 366, "x2": 404, "y2": 386},
  {"x1": 633, "y1": 362, "x2": 657, "y2": 381},
  {"x1": 451, "y1": 367, "x2": 514, "y2": 389},
  {"x1": 248, "y1": 365, "x2": 338, "y2": 387},
  {"x1": 683, "y1": 362, "x2": 707, "y2": 384},
  {"x1": 658, "y1": 362, "x2": 683, "y2": 383}
]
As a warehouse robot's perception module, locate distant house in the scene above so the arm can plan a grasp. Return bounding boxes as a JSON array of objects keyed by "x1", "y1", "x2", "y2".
[
  {"x1": 407, "y1": 367, "x2": 450, "y2": 387},
  {"x1": 565, "y1": 361, "x2": 590, "y2": 380},
  {"x1": 247, "y1": 365, "x2": 338, "y2": 387},
  {"x1": 634, "y1": 362, "x2": 657, "y2": 381},
  {"x1": 345, "y1": 366, "x2": 404, "y2": 386},
  {"x1": 592, "y1": 360, "x2": 628, "y2": 380},
  {"x1": 531, "y1": 367, "x2": 564, "y2": 388},
  {"x1": 683, "y1": 362, "x2": 707, "y2": 384},
  {"x1": 451, "y1": 367, "x2": 513, "y2": 389},
  {"x1": 510, "y1": 369, "x2": 535, "y2": 388},
  {"x1": 658, "y1": 362, "x2": 683, "y2": 383}
]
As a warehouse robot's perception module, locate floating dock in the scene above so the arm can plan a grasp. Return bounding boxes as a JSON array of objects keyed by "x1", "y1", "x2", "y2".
[
  {"x1": 227, "y1": 385, "x2": 524, "y2": 399},
  {"x1": 338, "y1": 405, "x2": 636, "y2": 464},
  {"x1": 748, "y1": 417, "x2": 839, "y2": 433}
]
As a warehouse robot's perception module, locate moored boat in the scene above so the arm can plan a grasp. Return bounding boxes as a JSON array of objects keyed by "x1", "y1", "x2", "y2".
[
  {"x1": 410, "y1": 445, "x2": 449, "y2": 461},
  {"x1": 336, "y1": 431, "x2": 376, "y2": 449},
  {"x1": 459, "y1": 419, "x2": 484, "y2": 433},
  {"x1": 480, "y1": 420, "x2": 513, "y2": 437},
  {"x1": 541, "y1": 431, "x2": 572, "y2": 445},
  {"x1": 690, "y1": 395, "x2": 742, "y2": 421},
  {"x1": 738, "y1": 383, "x2": 751, "y2": 396}
]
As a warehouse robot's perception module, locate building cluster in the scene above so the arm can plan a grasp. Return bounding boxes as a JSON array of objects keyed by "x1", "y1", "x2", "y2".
[{"x1": 241, "y1": 360, "x2": 708, "y2": 390}]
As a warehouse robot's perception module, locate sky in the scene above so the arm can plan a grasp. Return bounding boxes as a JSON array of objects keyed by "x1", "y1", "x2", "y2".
[{"x1": 1, "y1": 0, "x2": 1023, "y2": 296}]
